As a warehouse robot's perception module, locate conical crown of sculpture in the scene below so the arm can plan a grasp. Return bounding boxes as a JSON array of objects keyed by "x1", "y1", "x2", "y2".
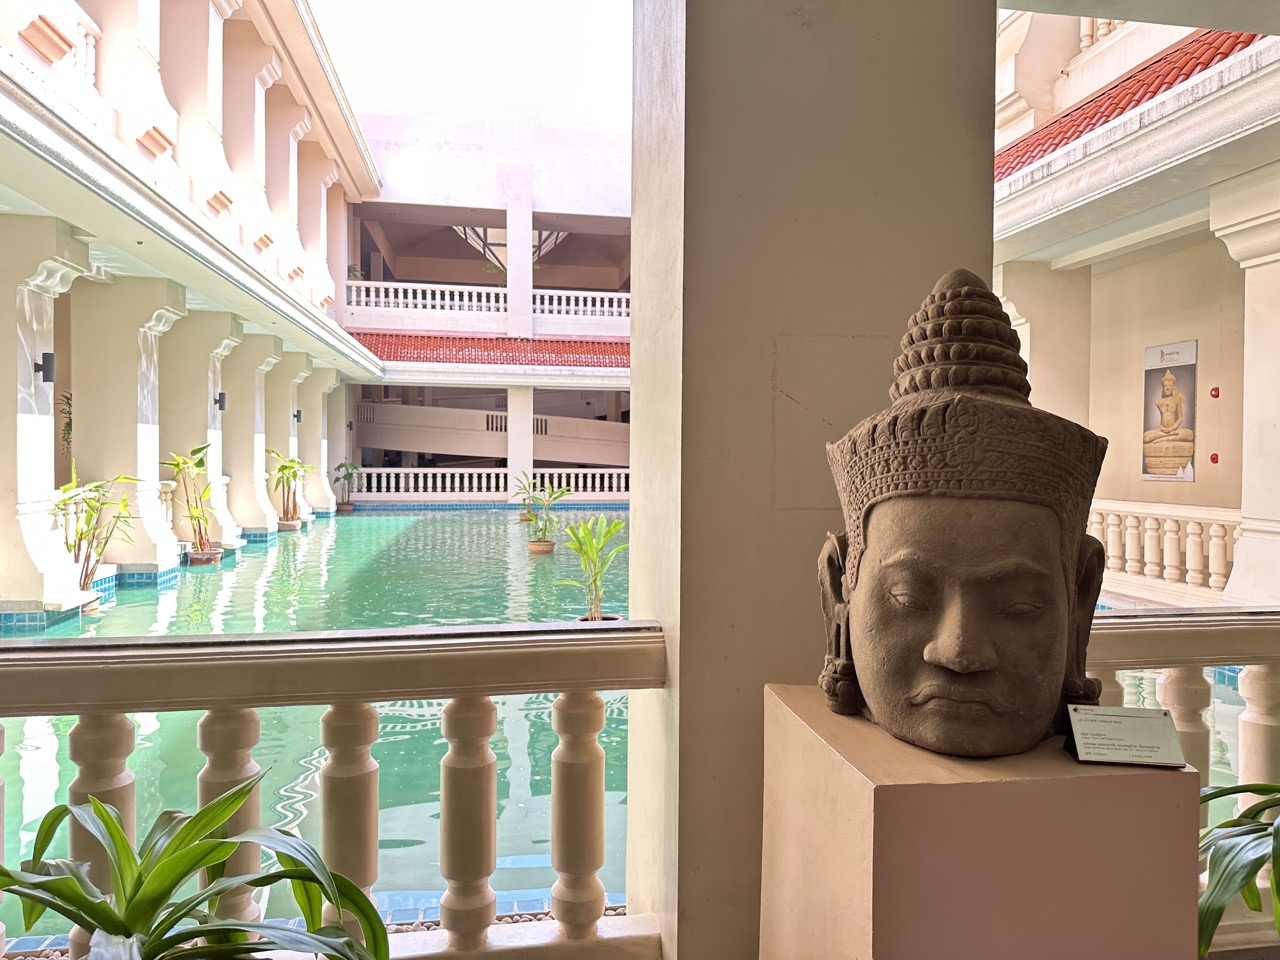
[{"x1": 827, "y1": 268, "x2": 1108, "y2": 591}]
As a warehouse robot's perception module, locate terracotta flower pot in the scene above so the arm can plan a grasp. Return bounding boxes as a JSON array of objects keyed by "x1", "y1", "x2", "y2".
[
  {"x1": 188, "y1": 548, "x2": 224, "y2": 566},
  {"x1": 528, "y1": 539, "x2": 555, "y2": 555},
  {"x1": 337, "y1": 502, "x2": 354, "y2": 514},
  {"x1": 278, "y1": 519, "x2": 302, "y2": 532}
]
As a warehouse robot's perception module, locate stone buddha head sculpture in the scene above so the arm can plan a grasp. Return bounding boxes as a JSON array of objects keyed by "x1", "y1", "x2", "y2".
[{"x1": 818, "y1": 268, "x2": 1108, "y2": 758}]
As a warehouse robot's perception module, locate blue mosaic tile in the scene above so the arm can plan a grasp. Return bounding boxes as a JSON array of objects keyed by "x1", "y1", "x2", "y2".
[
  {"x1": 242, "y1": 530, "x2": 279, "y2": 544},
  {"x1": 46, "y1": 934, "x2": 69, "y2": 949},
  {"x1": 0, "y1": 605, "x2": 82, "y2": 636},
  {"x1": 8, "y1": 935, "x2": 52, "y2": 952},
  {"x1": 352, "y1": 501, "x2": 629, "y2": 513},
  {"x1": 388, "y1": 908, "x2": 421, "y2": 924}
]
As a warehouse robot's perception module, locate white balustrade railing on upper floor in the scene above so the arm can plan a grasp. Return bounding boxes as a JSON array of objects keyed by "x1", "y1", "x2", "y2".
[
  {"x1": 0, "y1": 621, "x2": 665, "y2": 958},
  {"x1": 341, "y1": 282, "x2": 631, "y2": 339},
  {"x1": 355, "y1": 467, "x2": 510, "y2": 501},
  {"x1": 1089, "y1": 499, "x2": 1241, "y2": 605},
  {"x1": 534, "y1": 469, "x2": 630, "y2": 501},
  {"x1": 346, "y1": 282, "x2": 508, "y2": 314}
]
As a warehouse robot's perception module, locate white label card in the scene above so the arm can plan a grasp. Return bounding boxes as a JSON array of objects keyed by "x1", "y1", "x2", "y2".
[{"x1": 1065, "y1": 705, "x2": 1186, "y2": 768}]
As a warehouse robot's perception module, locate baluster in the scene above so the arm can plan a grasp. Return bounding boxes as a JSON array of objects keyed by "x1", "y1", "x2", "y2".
[
  {"x1": 1123, "y1": 515, "x2": 1142, "y2": 574},
  {"x1": 1143, "y1": 517, "x2": 1162, "y2": 579},
  {"x1": 1162, "y1": 518, "x2": 1183, "y2": 583},
  {"x1": 199, "y1": 708, "x2": 262, "y2": 922},
  {"x1": 1080, "y1": 16, "x2": 1096, "y2": 49},
  {"x1": 1238, "y1": 666, "x2": 1280, "y2": 819},
  {"x1": 1186, "y1": 521, "x2": 1206, "y2": 588},
  {"x1": 1156, "y1": 668, "x2": 1211, "y2": 819},
  {"x1": 1209, "y1": 523, "x2": 1229, "y2": 591},
  {"x1": 1105, "y1": 514, "x2": 1123, "y2": 571},
  {"x1": 552, "y1": 691, "x2": 606, "y2": 938},
  {"x1": 69, "y1": 713, "x2": 136, "y2": 960},
  {"x1": 1097, "y1": 17, "x2": 1114, "y2": 38},
  {"x1": 1120, "y1": 671, "x2": 1146, "y2": 708},
  {"x1": 1088, "y1": 669, "x2": 1124, "y2": 707},
  {"x1": 321, "y1": 703, "x2": 380, "y2": 930},
  {"x1": 440, "y1": 696, "x2": 497, "y2": 949}
]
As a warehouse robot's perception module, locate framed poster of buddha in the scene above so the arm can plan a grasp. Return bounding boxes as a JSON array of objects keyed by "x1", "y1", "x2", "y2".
[{"x1": 1141, "y1": 339, "x2": 1197, "y2": 482}]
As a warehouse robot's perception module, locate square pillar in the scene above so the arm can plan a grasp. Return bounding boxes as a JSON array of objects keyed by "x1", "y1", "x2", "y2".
[
  {"x1": 627, "y1": 1, "x2": 998, "y2": 956},
  {"x1": 264, "y1": 352, "x2": 312, "y2": 519},
  {"x1": 298, "y1": 142, "x2": 340, "y2": 306},
  {"x1": 264, "y1": 85, "x2": 309, "y2": 226},
  {"x1": 0, "y1": 217, "x2": 93, "y2": 617},
  {"x1": 221, "y1": 18, "x2": 280, "y2": 189},
  {"x1": 70, "y1": 277, "x2": 185, "y2": 581},
  {"x1": 221, "y1": 334, "x2": 281, "y2": 538},
  {"x1": 158, "y1": 311, "x2": 244, "y2": 547},
  {"x1": 506, "y1": 386, "x2": 534, "y2": 482},
  {"x1": 501, "y1": 164, "x2": 534, "y2": 338},
  {"x1": 328, "y1": 384, "x2": 352, "y2": 481},
  {"x1": 1210, "y1": 164, "x2": 1280, "y2": 603},
  {"x1": 299, "y1": 368, "x2": 341, "y2": 514}
]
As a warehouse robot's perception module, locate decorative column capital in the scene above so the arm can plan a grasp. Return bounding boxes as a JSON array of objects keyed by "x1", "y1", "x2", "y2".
[
  {"x1": 143, "y1": 306, "x2": 185, "y2": 336},
  {"x1": 21, "y1": 257, "x2": 89, "y2": 297},
  {"x1": 1210, "y1": 163, "x2": 1280, "y2": 267}
]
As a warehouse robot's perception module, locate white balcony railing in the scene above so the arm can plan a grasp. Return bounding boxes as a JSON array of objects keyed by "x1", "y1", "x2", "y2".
[
  {"x1": 354, "y1": 467, "x2": 511, "y2": 501},
  {"x1": 1090, "y1": 499, "x2": 1241, "y2": 606},
  {"x1": 0, "y1": 621, "x2": 665, "y2": 957},
  {"x1": 342, "y1": 282, "x2": 631, "y2": 339},
  {"x1": 535, "y1": 469, "x2": 631, "y2": 501}
]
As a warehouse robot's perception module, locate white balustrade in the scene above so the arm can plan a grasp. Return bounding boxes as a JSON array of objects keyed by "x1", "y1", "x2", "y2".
[
  {"x1": 533, "y1": 469, "x2": 631, "y2": 501},
  {"x1": 1091, "y1": 499, "x2": 1240, "y2": 603},
  {"x1": 0, "y1": 623, "x2": 666, "y2": 959},
  {"x1": 551, "y1": 691, "x2": 607, "y2": 939},
  {"x1": 198, "y1": 708, "x2": 262, "y2": 922},
  {"x1": 532, "y1": 289, "x2": 631, "y2": 319},
  {"x1": 159, "y1": 479, "x2": 177, "y2": 529},
  {"x1": 321, "y1": 702, "x2": 380, "y2": 930},
  {"x1": 355, "y1": 468, "x2": 510, "y2": 502},
  {"x1": 346, "y1": 282, "x2": 508, "y2": 314},
  {"x1": 440, "y1": 695, "x2": 498, "y2": 950}
]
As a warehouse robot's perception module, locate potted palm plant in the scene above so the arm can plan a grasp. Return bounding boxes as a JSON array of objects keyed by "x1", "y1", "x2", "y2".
[
  {"x1": 559, "y1": 515, "x2": 629, "y2": 620},
  {"x1": 268, "y1": 450, "x2": 313, "y2": 532},
  {"x1": 1197, "y1": 781, "x2": 1280, "y2": 957},
  {"x1": 0, "y1": 774, "x2": 388, "y2": 960},
  {"x1": 511, "y1": 472, "x2": 536, "y2": 522},
  {"x1": 50, "y1": 460, "x2": 138, "y2": 603},
  {"x1": 333, "y1": 461, "x2": 361, "y2": 514},
  {"x1": 161, "y1": 444, "x2": 222, "y2": 565},
  {"x1": 517, "y1": 480, "x2": 571, "y2": 554}
]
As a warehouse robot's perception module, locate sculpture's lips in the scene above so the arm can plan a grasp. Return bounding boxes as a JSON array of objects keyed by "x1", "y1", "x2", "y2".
[{"x1": 908, "y1": 688, "x2": 1008, "y2": 712}]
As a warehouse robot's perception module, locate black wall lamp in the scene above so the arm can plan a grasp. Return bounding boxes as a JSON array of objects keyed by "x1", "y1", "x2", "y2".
[
  {"x1": 213, "y1": 391, "x2": 227, "y2": 412},
  {"x1": 33, "y1": 352, "x2": 54, "y2": 383},
  {"x1": 346, "y1": 420, "x2": 353, "y2": 432},
  {"x1": 294, "y1": 409, "x2": 303, "y2": 423}
]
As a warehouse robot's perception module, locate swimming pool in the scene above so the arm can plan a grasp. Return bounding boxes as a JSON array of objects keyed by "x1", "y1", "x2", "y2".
[{"x1": 0, "y1": 509, "x2": 630, "y2": 937}]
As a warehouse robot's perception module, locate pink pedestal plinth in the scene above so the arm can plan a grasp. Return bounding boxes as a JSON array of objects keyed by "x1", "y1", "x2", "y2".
[{"x1": 760, "y1": 684, "x2": 1199, "y2": 960}]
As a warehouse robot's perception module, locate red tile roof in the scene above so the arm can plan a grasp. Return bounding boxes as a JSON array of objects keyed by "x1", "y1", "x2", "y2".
[
  {"x1": 356, "y1": 333, "x2": 630, "y2": 368},
  {"x1": 995, "y1": 30, "x2": 1262, "y2": 182}
]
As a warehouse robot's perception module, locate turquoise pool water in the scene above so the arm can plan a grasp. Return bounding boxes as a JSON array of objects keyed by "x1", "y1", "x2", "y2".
[{"x1": 0, "y1": 509, "x2": 630, "y2": 937}]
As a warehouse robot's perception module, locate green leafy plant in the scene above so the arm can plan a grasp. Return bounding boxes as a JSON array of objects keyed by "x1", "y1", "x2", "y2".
[
  {"x1": 511, "y1": 472, "x2": 537, "y2": 518},
  {"x1": 558, "y1": 515, "x2": 629, "y2": 620},
  {"x1": 58, "y1": 391, "x2": 73, "y2": 459},
  {"x1": 1197, "y1": 782, "x2": 1280, "y2": 956},
  {"x1": 161, "y1": 444, "x2": 214, "y2": 552},
  {"x1": 0, "y1": 773, "x2": 388, "y2": 960},
  {"x1": 515, "y1": 479, "x2": 571, "y2": 542},
  {"x1": 50, "y1": 460, "x2": 138, "y2": 591},
  {"x1": 267, "y1": 450, "x2": 313, "y2": 522},
  {"x1": 333, "y1": 461, "x2": 361, "y2": 505}
]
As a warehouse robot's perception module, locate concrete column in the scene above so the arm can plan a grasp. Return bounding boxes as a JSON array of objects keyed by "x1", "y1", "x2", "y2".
[
  {"x1": 70, "y1": 277, "x2": 185, "y2": 578},
  {"x1": 501, "y1": 164, "x2": 534, "y2": 338},
  {"x1": 298, "y1": 142, "x2": 340, "y2": 306},
  {"x1": 158, "y1": 0, "x2": 241, "y2": 207},
  {"x1": 506, "y1": 386, "x2": 534, "y2": 482},
  {"x1": 992, "y1": 261, "x2": 1092, "y2": 426},
  {"x1": 264, "y1": 85, "x2": 310, "y2": 226},
  {"x1": 264, "y1": 352, "x2": 312, "y2": 519},
  {"x1": 221, "y1": 334, "x2": 281, "y2": 537},
  {"x1": 158, "y1": 311, "x2": 244, "y2": 547},
  {"x1": 628, "y1": 1, "x2": 997, "y2": 956},
  {"x1": 1210, "y1": 164, "x2": 1280, "y2": 602},
  {"x1": 221, "y1": 19, "x2": 281, "y2": 189},
  {"x1": 0, "y1": 217, "x2": 92, "y2": 614},
  {"x1": 299, "y1": 368, "x2": 341, "y2": 514},
  {"x1": 327, "y1": 184, "x2": 348, "y2": 295},
  {"x1": 606, "y1": 391, "x2": 624, "y2": 423},
  {"x1": 53, "y1": 296, "x2": 72, "y2": 489}
]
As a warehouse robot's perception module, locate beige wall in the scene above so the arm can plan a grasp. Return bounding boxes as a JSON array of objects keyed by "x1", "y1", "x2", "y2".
[
  {"x1": 629, "y1": 0, "x2": 997, "y2": 957},
  {"x1": 1089, "y1": 233, "x2": 1244, "y2": 507}
]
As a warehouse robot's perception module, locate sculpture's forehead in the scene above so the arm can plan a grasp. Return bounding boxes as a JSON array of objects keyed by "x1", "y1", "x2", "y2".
[{"x1": 861, "y1": 496, "x2": 1064, "y2": 572}]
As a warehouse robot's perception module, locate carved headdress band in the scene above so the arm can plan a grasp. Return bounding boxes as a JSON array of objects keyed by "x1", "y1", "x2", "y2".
[{"x1": 826, "y1": 268, "x2": 1108, "y2": 591}]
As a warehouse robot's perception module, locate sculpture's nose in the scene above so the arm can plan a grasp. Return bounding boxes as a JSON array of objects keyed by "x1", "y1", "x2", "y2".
[{"x1": 923, "y1": 597, "x2": 998, "y2": 674}]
